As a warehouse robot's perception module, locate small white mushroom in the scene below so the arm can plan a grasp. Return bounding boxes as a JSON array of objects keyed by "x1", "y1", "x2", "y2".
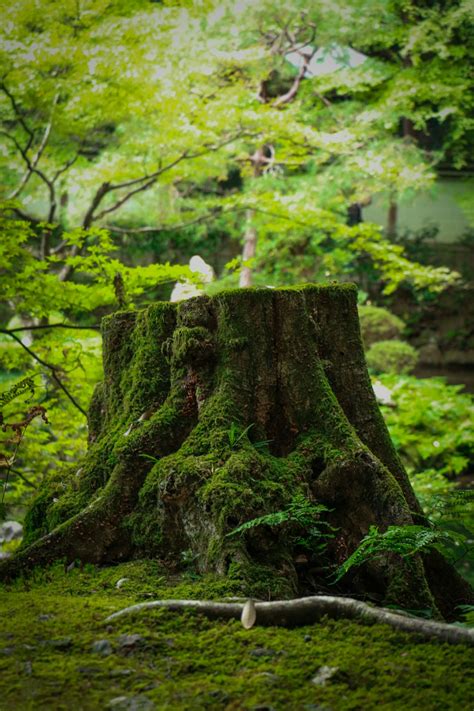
[{"x1": 241, "y1": 598, "x2": 257, "y2": 630}]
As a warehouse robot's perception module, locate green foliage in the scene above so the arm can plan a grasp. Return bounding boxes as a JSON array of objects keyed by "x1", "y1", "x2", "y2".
[
  {"x1": 336, "y1": 524, "x2": 460, "y2": 582},
  {"x1": 378, "y1": 375, "x2": 473, "y2": 502},
  {"x1": 366, "y1": 339, "x2": 418, "y2": 375},
  {"x1": 227, "y1": 422, "x2": 254, "y2": 449},
  {"x1": 227, "y1": 493, "x2": 335, "y2": 552},
  {"x1": 0, "y1": 375, "x2": 36, "y2": 411},
  {"x1": 227, "y1": 422, "x2": 272, "y2": 451},
  {"x1": 358, "y1": 305, "x2": 404, "y2": 347},
  {"x1": 0, "y1": 0, "x2": 471, "y2": 532}
]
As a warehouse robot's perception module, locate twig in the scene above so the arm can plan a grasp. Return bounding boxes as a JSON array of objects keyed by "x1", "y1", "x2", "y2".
[
  {"x1": 0, "y1": 468, "x2": 36, "y2": 488},
  {"x1": 3, "y1": 324, "x2": 100, "y2": 333},
  {"x1": 0, "y1": 330, "x2": 87, "y2": 417},
  {"x1": 108, "y1": 204, "x2": 317, "y2": 235}
]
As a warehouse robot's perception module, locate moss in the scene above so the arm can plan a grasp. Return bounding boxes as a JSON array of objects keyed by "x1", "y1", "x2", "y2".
[
  {"x1": 10, "y1": 283, "x2": 470, "y2": 616},
  {"x1": 22, "y1": 489, "x2": 56, "y2": 546},
  {"x1": 171, "y1": 326, "x2": 214, "y2": 366},
  {"x1": 358, "y1": 305, "x2": 405, "y2": 347},
  {"x1": 366, "y1": 339, "x2": 418, "y2": 375},
  {"x1": 0, "y1": 561, "x2": 473, "y2": 711}
]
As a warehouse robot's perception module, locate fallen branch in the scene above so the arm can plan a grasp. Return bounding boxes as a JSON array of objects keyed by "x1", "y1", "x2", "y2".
[{"x1": 104, "y1": 596, "x2": 474, "y2": 646}]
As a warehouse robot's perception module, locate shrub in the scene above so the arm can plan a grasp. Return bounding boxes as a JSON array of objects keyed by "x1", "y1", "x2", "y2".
[
  {"x1": 366, "y1": 339, "x2": 418, "y2": 374},
  {"x1": 358, "y1": 305, "x2": 404, "y2": 347}
]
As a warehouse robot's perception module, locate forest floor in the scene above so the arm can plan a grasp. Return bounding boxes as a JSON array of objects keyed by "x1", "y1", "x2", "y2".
[{"x1": 1, "y1": 560, "x2": 473, "y2": 711}]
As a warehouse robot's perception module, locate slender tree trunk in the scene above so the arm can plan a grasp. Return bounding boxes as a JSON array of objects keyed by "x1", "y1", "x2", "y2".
[
  {"x1": 387, "y1": 196, "x2": 398, "y2": 238},
  {"x1": 2, "y1": 285, "x2": 472, "y2": 618},
  {"x1": 239, "y1": 210, "x2": 257, "y2": 287}
]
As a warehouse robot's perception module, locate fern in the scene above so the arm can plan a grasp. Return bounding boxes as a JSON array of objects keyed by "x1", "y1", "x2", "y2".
[
  {"x1": 227, "y1": 494, "x2": 336, "y2": 552},
  {"x1": 335, "y1": 524, "x2": 463, "y2": 581},
  {"x1": 0, "y1": 375, "x2": 37, "y2": 412}
]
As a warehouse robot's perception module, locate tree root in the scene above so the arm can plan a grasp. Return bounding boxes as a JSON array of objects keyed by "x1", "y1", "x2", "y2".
[{"x1": 105, "y1": 595, "x2": 474, "y2": 646}]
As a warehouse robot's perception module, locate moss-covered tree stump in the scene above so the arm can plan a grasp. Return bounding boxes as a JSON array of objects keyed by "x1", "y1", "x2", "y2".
[{"x1": 2, "y1": 285, "x2": 472, "y2": 617}]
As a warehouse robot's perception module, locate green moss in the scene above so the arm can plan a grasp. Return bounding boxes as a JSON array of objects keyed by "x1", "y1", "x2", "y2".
[
  {"x1": 171, "y1": 326, "x2": 214, "y2": 366},
  {"x1": 358, "y1": 305, "x2": 405, "y2": 347},
  {"x1": 0, "y1": 561, "x2": 472, "y2": 711},
  {"x1": 366, "y1": 339, "x2": 418, "y2": 375}
]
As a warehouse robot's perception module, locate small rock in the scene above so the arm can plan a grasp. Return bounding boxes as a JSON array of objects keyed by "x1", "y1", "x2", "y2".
[
  {"x1": 117, "y1": 634, "x2": 145, "y2": 653},
  {"x1": 47, "y1": 637, "x2": 72, "y2": 650},
  {"x1": 311, "y1": 665, "x2": 339, "y2": 686},
  {"x1": 253, "y1": 672, "x2": 278, "y2": 684},
  {"x1": 91, "y1": 639, "x2": 112, "y2": 656},
  {"x1": 250, "y1": 647, "x2": 277, "y2": 658},
  {"x1": 115, "y1": 578, "x2": 129, "y2": 589},
  {"x1": 0, "y1": 521, "x2": 23, "y2": 543},
  {"x1": 108, "y1": 695, "x2": 154, "y2": 710},
  {"x1": 110, "y1": 669, "x2": 134, "y2": 677},
  {"x1": 78, "y1": 666, "x2": 101, "y2": 675},
  {"x1": 38, "y1": 614, "x2": 54, "y2": 621},
  {"x1": 0, "y1": 647, "x2": 14, "y2": 655},
  {"x1": 304, "y1": 634, "x2": 312, "y2": 642}
]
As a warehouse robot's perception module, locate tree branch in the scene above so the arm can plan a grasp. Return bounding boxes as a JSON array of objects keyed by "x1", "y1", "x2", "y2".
[
  {"x1": 272, "y1": 47, "x2": 317, "y2": 108},
  {"x1": 108, "y1": 204, "x2": 319, "y2": 236},
  {"x1": 1, "y1": 84, "x2": 58, "y2": 220},
  {"x1": 0, "y1": 330, "x2": 87, "y2": 417},
  {"x1": 3, "y1": 324, "x2": 100, "y2": 333},
  {"x1": 0, "y1": 468, "x2": 37, "y2": 488},
  {"x1": 8, "y1": 93, "x2": 59, "y2": 201},
  {"x1": 104, "y1": 596, "x2": 474, "y2": 646}
]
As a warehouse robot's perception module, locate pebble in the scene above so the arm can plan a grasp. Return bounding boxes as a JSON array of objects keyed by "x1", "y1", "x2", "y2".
[
  {"x1": 311, "y1": 665, "x2": 339, "y2": 686},
  {"x1": 250, "y1": 647, "x2": 277, "y2": 658},
  {"x1": 110, "y1": 669, "x2": 134, "y2": 677},
  {"x1": 91, "y1": 639, "x2": 112, "y2": 656},
  {"x1": 117, "y1": 634, "x2": 145, "y2": 653},
  {"x1": 46, "y1": 637, "x2": 72, "y2": 650},
  {"x1": 78, "y1": 666, "x2": 101, "y2": 675},
  {"x1": 253, "y1": 672, "x2": 278, "y2": 684},
  {"x1": 107, "y1": 695, "x2": 154, "y2": 710}
]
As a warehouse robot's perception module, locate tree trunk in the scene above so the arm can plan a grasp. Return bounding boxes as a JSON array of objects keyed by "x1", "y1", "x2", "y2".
[
  {"x1": 1, "y1": 285, "x2": 472, "y2": 618},
  {"x1": 239, "y1": 210, "x2": 257, "y2": 288}
]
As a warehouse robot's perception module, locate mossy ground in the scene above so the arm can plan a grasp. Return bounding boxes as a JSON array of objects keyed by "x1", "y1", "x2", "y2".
[{"x1": 1, "y1": 561, "x2": 473, "y2": 711}]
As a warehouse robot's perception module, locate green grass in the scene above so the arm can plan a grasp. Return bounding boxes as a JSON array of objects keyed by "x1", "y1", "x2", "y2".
[{"x1": 0, "y1": 560, "x2": 473, "y2": 710}]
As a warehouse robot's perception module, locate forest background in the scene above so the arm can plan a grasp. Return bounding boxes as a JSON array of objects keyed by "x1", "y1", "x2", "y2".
[{"x1": 0, "y1": 0, "x2": 473, "y2": 586}]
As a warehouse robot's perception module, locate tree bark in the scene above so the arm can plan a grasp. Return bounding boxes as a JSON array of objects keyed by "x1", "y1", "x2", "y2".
[{"x1": 1, "y1": 285, "x2": 472, "y2": 618}]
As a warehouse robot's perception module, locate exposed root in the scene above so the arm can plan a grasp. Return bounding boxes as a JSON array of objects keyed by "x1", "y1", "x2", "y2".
[{"x1": 105, "y1": 596, "x2": 474, "y2": 646}]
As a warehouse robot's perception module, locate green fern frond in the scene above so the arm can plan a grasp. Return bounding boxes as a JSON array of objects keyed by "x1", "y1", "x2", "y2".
[{"x1": 335, "y1": 524, "x2": 463, "y2": 581}]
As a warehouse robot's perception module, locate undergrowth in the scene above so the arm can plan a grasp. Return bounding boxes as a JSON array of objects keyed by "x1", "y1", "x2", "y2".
[{"x1": 0, "y1": 560, "x2": 473, "y2": 711}]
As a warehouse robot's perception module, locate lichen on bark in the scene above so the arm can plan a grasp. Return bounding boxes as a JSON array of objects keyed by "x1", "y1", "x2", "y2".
[{"x1": 3, "y1": 284, "x2": 473, "y2": 617}]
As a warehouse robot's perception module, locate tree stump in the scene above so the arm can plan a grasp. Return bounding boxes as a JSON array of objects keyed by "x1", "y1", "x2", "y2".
[{"x1": 2, "y1": 285, "x2": 472, "y2": 617}]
